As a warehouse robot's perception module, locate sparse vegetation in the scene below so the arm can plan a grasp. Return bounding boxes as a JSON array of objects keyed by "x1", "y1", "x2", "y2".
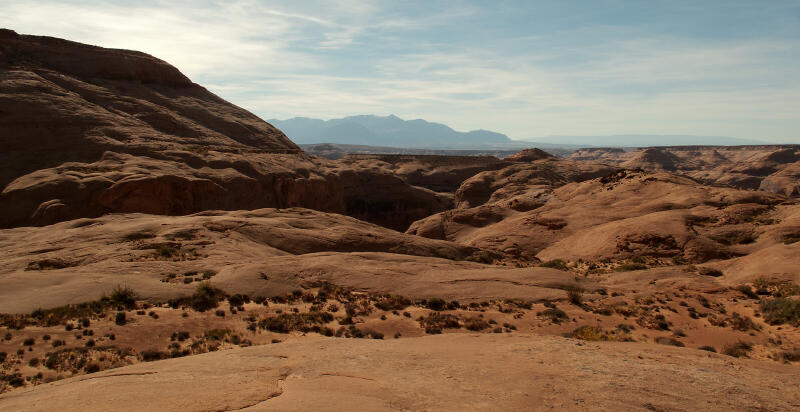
[
  {"x1": 655, "y1": 337, "x2": 684, "y2": 347},
  {"x1": 538, "y1": 307, "x2": 568, "y2": 324},
  {"x1": 108, "y1": 286, "x2": 138, "y2": 308},
  {"x1": 374, "y1": 294, "x2": 412, "y2": 311},
  {"x1": 566, "y1": 287, "x2": 583, "y2": 306},
  {"x1": 722, "y1": 341, "x2": 752, "y2": 358},
  {"x1": 170, "y1": 282, "x2": 227, "y2": 312},
  {"x1": 540, "y1": 259, "x2": 568, "y2": 271},
  {"x1": 760, "y1": 298, "x2": 800, "y2": 326},
  {"x1": 418, "y1": 313, "x2": 460, "y2": 333},
  {"x1": 615, "y1": 263, "x2": 648, "y2": 272},
  {"x1": 425, "y1": 298, "x2": 448, "y2": 311},
  {"x1": 464, "y1": 318, "x2": 490, "y2": 331},
  {"x1": 570, "y1": 326, "x2": 630, "y2": 342},
  {"x1": 259, "y1": 312, "x2": 334, "y2": 334},
  {"x1": 155, "y1": 244, "x2": 180, "y2": 259},
  {"x1": 735, "y1": 285, "x2": 758, "y2": 299},
  {"x1": 698, "y1": 267, "x2": 723, "y2": 277}
]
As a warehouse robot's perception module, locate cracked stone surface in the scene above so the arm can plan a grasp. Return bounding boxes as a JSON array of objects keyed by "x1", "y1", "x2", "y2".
[{"x1": 2, "y1": 334, "x2": 798, "y2": 412}]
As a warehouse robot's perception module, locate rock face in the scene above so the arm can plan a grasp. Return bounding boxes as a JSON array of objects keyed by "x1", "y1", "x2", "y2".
[
  {"x1": 409, "y1": 163, "x2": 793, "y2": 264},
  {"x1": 3, "y1": 334, "x2": 800, "y2": 412},
  {"x1": 0, "y1": 207, "x2": 504, "y2": 312},
  {"x1": 502, "y1": 148, "x2": 553, "y2": 162},
  {"x1": 0, "y1": 30, "x2": 446, "y2": 230},
  {"x1": 331, "y1": 154, "x2": 511, "y2": 192},
  {"x1": 569, "y1": 145, "x2": 800, "y2": 195}
]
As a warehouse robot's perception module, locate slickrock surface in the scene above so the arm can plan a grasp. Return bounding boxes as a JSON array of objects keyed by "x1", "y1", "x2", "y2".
[{"x1": 2, "y1": 334, "x2": 799, "y2": 412}]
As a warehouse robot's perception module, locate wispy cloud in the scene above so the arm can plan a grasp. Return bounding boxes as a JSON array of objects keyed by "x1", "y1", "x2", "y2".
[{"x1": 1, "y1": 0, "x2": 798, "y2": 142}]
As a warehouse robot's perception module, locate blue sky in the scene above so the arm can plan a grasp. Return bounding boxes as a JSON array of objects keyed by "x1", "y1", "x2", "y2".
[{"x1": 3, "y1": 1, "x2": 799, "y2": 142}]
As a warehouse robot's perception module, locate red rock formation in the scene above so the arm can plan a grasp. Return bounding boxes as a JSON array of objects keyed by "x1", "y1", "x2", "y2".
[{"x1": 0, "y1": 30, "x2": 447, "y2": 230}]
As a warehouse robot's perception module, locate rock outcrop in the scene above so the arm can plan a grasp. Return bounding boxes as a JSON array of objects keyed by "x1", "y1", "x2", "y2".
[
  {"x1": 569, "y1": 145, "x2": 800, "y2": 196},
  {"x1": 0, "y1": 30, "x2": 446, "y2": 230}
]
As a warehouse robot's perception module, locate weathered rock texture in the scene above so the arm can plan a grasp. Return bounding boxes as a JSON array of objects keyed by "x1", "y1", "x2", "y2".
[
  {"x1": 569, "y1": 145, "x2": 800, "y2": 196},
  {"x1": 0, "y1": 30, "x2": 447, "y2": 230}
]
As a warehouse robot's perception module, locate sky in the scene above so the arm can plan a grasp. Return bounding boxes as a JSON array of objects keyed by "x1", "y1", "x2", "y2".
[{"x1": 3, "y1": 0, "x2": 799, "y2": 142}]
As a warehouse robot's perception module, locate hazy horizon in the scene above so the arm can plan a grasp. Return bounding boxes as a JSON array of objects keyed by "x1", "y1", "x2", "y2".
[{"x1": 3, "y1": 1, "x2": 799, "y2": 144}]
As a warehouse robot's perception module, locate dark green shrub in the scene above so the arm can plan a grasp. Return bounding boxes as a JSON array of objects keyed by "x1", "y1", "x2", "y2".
[
  {"x1": 735, "y1": 285, "x2": 758, "y2": 299},
  {"x1": 227, "y1": 294, "x2": 250, "y2": 307},
  {"x1": 115, "y1": 312, "x2": 126, "y2": 326},
  {"x1": 464, "y1": 318, "x2": 490, "y2": 331},
  {"x1": 418, "y1": 313, "x2": 460, "y2": 330},
  {"x1": 85, "y1": 363, "x2": 100, "y2": 373},
  {"x1": 155, "y1": 245, "x2": 179, "y2": 258},
  {"x1": 171, "y1": 331, "x2": 190, "y2": 342},
  {"x1": 760, "y1": 298, "x2": 800, "y2": 326},
  {"x1": 22, "y1": 337, "x2": 35, "y2": 346},
  {"x1": 260, "y1": 312, "x2": 334, "y2": 334},
  {"x1": 1, "y1": 373, "x2": 24, "y2": 387},
  {"x1": 615, "y1": 263, "x2": 648, "y2": 272},
  {"x1": 190, "y1": 283, "x2": 226, "y2": 312},
  {"x1": 140, "y1": 350, "x2": 168, "y2": 362},
  {"x1": 566, "y1": 287, "x2": 583, "y2": 305},
  {"x1": 109, "y1": 286, "x2": 137, "y2": 309},
  {"x1": 538, "y1": 307, "x2": 568, "y2": 324},
  {"x1": 698, "y1": 345, "x2": 716, "y2": 353},
  {"x1": 425, "y1": 298, "x2": 447, "y2": 311},
  {"x1": 780, "y1": 349, "x2": 800, "y2": 362},
  {"x1": 374, "y1": 294, "x2": 412, "y2": 311},
  {"x1": 722, "y1": 341, "x2": 752, "y2": 358},
  {"x1": 655, "y1": 337, "x2": 685, "y2": 347},
  {"x1": 699, "y1": 267, "x2": 723, "y2": 277},
  {"x1": 540, "y1": 259, "x2": 568, "y2": 271}
]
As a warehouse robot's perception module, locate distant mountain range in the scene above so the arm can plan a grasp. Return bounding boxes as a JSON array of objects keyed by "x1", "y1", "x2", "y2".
[
  {"x1": 268, "y1": 115, "x2": 512, "y2": 148},
  {"x1": 269, "y1": 115, "x2": 777, "y2": 148}
]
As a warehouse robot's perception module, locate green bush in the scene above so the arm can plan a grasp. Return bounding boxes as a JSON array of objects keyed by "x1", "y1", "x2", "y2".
[
  {"x1": 140, "y1": 349, "x2": 168, "y2": 362},
  {"x1": 699, "y1": 267, "x2": 723, "y2": 277},
  {"x1": 566, "y1": 287, "x2": 583, "y2": 306},
  {"x1": 615, "y1": 263, "x2": 648, "y2": 272},
  {"x1": 655, "y1": 337, "x2": 685, "y2": 347},
  {"x1": 108, "y1": 286, "x2": 138, "y2": 309},
  {"x1": 190, "y1": 283, "x2": 227, "y2": 312},
  {"x1": 722, "y1": 341, "x2": 752, "y2": 358},
  {"x1": 260, "y1": 312, "x2": 334, "y2": 334},
  {"x1": 538, "y1": 307, "x2": 568, "y2": 324},
  {"x1": 425, "y1": 298, "x2": 447, "y2": 311},
  {"x1": 155, "y1": 245, "x2": 180, "y2": 258},
  {"x1": 760, "y1": 298, "x2": 800, "y2": 326},
  {"x1": 540, "y1": 259, "x2": 568, "y2": 271},
  {"x1": 735, "y1": 285, "x2": 758, "y2": 299},
  {"x1": 115, "y1": 312, "x2": 126, "y2": 326},
  {"x1": 464, "y1": 318, "x2": 490, "y2": 331},
  {"x1": 418, "y1": 313, "x2": 461, "y2": 331},
  {"x1": 374, "y1": 294, "x2": 412, "y2": 311}
]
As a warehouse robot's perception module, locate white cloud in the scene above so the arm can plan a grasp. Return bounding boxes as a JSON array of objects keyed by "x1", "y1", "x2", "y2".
[{"x1": 1, "y1": 1, "x2": 798, "y2": 142}]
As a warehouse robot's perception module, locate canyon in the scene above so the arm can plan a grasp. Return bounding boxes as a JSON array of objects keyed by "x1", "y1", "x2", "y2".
[{"x1": 1, "y1": 30, "x2": 799, "y2": 411}]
